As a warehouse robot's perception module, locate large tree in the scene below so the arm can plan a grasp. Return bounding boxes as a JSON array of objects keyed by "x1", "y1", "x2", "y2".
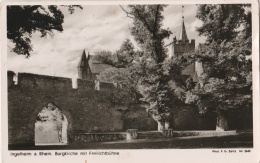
[
  {"x1": 97, "y1": 5, "x2": 186, "y2": 130},
  {"x1": 196, "y1": 4, "x2": 249, "y2": 44},
  {"x1": 119, "y1": 5, "x2": 183, "y2": 130},
  {"x1": 184, "y1": 4, "x2": 252, "y2": 131},
  {"x1": 7, "y1": 5, "x2": 82, "y2": 58},
  {"x1": 93, "y1": 39, "x2": 136, "y2": 68},
  {"x1": 97, "y1": 39, "x2": 143, "y2": 106}
]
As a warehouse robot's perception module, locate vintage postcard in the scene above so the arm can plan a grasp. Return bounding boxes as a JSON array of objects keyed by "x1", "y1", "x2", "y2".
[{"x1": 1, "y1": 0, "x2": 259, "y2": 163}]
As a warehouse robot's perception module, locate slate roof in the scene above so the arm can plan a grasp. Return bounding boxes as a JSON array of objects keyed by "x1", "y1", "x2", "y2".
[
  {"x1": 77, "y1": 51, "x2": 112, "y2": 74},
  {"x1": 89, "y1": 62, "x2": 113, "y2": 74},
  {"x1": 88, "y1": 55, "x2": 113, "y2": 74},
  {"x1": 178, "y1": 17, "x2": 189, "y2": 42},
  {"x1": 77, "y1": 50, "x2": 89, "y2": 68}
]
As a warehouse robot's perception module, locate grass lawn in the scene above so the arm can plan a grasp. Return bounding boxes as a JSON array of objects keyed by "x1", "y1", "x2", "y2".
[{"x1": 9, "y1": 132, "x2": 253, "y2": 150}]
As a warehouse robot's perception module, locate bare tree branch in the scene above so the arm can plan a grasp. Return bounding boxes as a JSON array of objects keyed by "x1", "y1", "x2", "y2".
[
  {"x1": 132, "y1": 6, "x2": 153, "y2": 34},
  {"x1": 119, "y1": 5, "x2": 134, "y2": 19},
  {"x1": 164, "y1": 41, "x2": 173, "y2": 47},
  {"x1": 26, "y1": 5, "x2": 41, "y2": 12}
]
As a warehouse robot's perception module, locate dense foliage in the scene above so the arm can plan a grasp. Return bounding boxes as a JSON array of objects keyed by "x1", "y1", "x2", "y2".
[
  {"x1": 184, "y1": 4, "x2": 252, "y2": 130},
  {"x1": 118, "y1": 5, "x2": 197, "y2": 129},
  {"x1": 7, "y1": 5, "x2": 82, "y2": 57}
]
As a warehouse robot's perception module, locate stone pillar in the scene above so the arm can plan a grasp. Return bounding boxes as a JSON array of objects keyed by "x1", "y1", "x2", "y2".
[
  {"x1": 158, "y1": 122, "x2": 164, "y2": 131},
  {"x1": 158, "y1": 121, "x2": 170, "y2": 131},
  {"x1": 61, "y1": 115, "x2": 68, "y2": 144},
  {"x1": 162, "y1": 129, "x2": 173, "y2": 138},
  {"x1": 195, "y1": 61, "x2": 204, "y2": 87},
  {"x1": 126, "y1": 129, "x2": 138, "y2": 140},
  {"x1": 95, "y1": 79, "x2": 100, "y2": 90},
  {"x1": 165, "y1": 122, "x2": 170, "y2": 129}
]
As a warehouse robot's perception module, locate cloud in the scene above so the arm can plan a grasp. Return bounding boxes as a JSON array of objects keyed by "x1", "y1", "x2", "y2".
[{"x1": 7, "y1": 5, "x2": 205, "y2": 78}]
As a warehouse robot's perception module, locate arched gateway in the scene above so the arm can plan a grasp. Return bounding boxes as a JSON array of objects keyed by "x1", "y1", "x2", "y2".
[{"x1": 35, "y1": 103, "x2": 68, "y2": 146}]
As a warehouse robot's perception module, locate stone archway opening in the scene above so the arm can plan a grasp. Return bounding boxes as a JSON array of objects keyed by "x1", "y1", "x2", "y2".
[{"x1": 35, "y1": 103, "x2": 68, "y2": 146}]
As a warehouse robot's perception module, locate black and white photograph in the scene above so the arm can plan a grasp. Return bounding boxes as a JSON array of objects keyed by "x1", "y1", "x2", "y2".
[{"x1": 1, "y1": 1, "x2": 259, "y2": 163}]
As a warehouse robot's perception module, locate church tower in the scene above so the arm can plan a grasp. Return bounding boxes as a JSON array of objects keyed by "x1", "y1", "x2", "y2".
[
  {"x1": 171, "y1": 6, "x2": 195, "y2": 57},
  {"x1": 77, "y1": 50, "x2": 92, "y2": 80}
]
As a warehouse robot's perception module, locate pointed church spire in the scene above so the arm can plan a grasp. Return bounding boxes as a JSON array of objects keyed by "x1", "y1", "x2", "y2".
[
  {"x1": 179, "y1": 6, "x2": 189, "y2": 42},
  {"x1": 78, "y1": 50, "x2": 92, "y2": 80},
  {"x1": 78, "y1": 50, "x2": 88, "y2": 68}
]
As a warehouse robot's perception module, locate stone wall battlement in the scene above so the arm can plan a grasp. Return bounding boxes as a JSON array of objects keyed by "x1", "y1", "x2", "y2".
[
  {"x1": 174, "y1": 39, "x2": 195, "y2": 45},
  {"x1": 8, "y1": 71, "x2": 116, "y2": 92},
  {"x1": 172, "y1": 39, "x2": 196, "y2": 56},
  {"x1": 7, "y1": 70, "x2": 252, "y2": 145}
]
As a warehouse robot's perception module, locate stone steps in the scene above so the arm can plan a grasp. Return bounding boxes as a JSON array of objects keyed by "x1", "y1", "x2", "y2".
[
  {"x1": 137, "y1": 131, "x2": 164, "y2": 139},
  {"x1": 172, "y1": 130, "x2": 237, "y2": 137},
  {"x1": 72, "y1": 133, "x2": 126, "y2": 143}
]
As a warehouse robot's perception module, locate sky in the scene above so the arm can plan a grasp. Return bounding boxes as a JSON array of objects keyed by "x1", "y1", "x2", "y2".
[{"x1": 7, "y1": 5, "x2": 206, "y2": 79}]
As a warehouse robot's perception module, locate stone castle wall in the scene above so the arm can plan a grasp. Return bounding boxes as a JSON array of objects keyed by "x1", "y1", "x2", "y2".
[
  {"x1": 8, "y1": 72, "x2": 157, "y2": 144},
  {"x1": 8, "y1": 72, "x2": 252, "y2": 145}
]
